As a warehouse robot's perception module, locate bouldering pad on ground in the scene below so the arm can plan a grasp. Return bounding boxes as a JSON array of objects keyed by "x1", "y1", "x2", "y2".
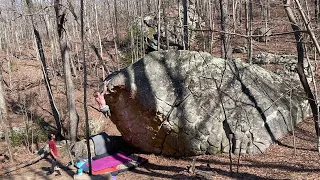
[
  {"x1": 89, "y1": 153, "x2": 132, "y2": 171},
  {"x1": 75, "y1": 152, "x2": 148, "y2": 175}
]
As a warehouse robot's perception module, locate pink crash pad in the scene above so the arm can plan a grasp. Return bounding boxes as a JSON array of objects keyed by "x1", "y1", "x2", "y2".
[{"x1": 87, "y1": 153, "x2": 132, "y2": 171}]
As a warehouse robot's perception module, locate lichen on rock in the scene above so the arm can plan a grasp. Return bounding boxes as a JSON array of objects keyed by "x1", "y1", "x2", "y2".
[{"x1": 104, "y1": 50, "x2": 310, "y2": 157}]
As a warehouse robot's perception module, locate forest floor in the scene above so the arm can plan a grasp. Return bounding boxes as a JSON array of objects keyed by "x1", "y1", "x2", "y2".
[{"x1": 0, "y1": 117, "x2": 320, "y2": 180}]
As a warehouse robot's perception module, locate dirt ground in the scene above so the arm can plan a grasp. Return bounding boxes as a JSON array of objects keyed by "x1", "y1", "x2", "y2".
[{"x1": 1, "y1": 117, "x2": 320, "y2": 180}]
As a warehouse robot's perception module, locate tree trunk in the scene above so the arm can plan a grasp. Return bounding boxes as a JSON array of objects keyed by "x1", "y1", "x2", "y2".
[
  {"x1": 209, "y1": 0, "x2": 214, "y2": 54},
  {"x1": 80, "y1": 0, "x2": 92, "y2": 175},
  {"x1": 284, "y1": 0, "x2": 320, "y2": 152},
  {"x1": 163, "y1": 0, "x2": 169, "y2": 50},
  {"x1": 315, "y1": 0, "x2": 319, "y2": 22},
  {"x1": 157, "y1": 0, "x2": 162, "y2": 51},
  {"x1": 294, "y1": 0, "x2": 320, "y2": 152},
  {"x1": 25, "y1": 0, "x2": 63, "y2": 138},
  {"x1": 0, "y1": 71, "x2": 13, "y2": 162},
  {"x1": 294, "y1": 0, "x2": 320, "y2": 55},
  {"x1": 265, "y1": 0, "x2": 269, "y2": 46},
  {"x1": 94, "y1": 2, "x2": 103, "y2": 62},
  {"x1": 114, "y1": 0, "x2": 119, "y2": 44},
  {"x1": 248, "y1": 0, "x2": 253, "y2": 62},
  {"x1": 183, "y1": 0, "x2": 189, "y2": 50},
  {"x1": 54, "y1": 0, "x2": 79, "y2": 142},
  {"x1": 219, "y1": 0, "x2": 232, "y2": 60}
]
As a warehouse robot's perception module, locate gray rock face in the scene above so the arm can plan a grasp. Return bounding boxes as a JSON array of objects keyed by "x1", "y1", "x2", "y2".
[
  {"x1": 252, "y1": 53, "x2": 298, "y2": 65},
  {"x1": 233, "y1": 45, "x2": 247, "y2": 54},
  {"x1": 252, "y1": 53, "x2": 314, "y2": 80},
  {"x1": 70, "y1": 139, "x2": 95, "y2": 159},
  {"x1": 105, "y1": 50, "x2": 310, "y2": 157}
]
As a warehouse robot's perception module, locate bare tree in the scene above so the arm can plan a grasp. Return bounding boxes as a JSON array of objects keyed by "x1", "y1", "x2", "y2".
[
  {"x1": 163, "y1": 0, "x2": 169, "y2": 50},
  {"x1": 157, "y1": 0, "x2": 162, "y2": 51},
  {"x1": 246, "y1": 0, "x2": 253, "y2": 63},
  {"x1": 114, "y1": 0, "x2": 119, "y2": 44},
  {"x1": 294, "y1": 0, "x2": 320, "y2": 152},
  {"x1": 284, "y1": 0, "x2": 320, "y2": 152},
  {"x1": 183, "y1": 0, "x2": 189, "y2": 50},
  {"x1": 315, "y1": 0, "x2": 319, "y2": 22},
  {"x1": 80, "y1": 0, "x2": 92, "y2": 175},
  {"x1": 54, "y1": 0, "x2": 79, "y2": 142},
  {"x1": 0, "y1": 69, "x2": 13, "y2": 162},
  {"x1": 25, "y1": 0, "x2": 63, "y2": 138},
  {"x1": 219, "y1": 0, "x2": 232, "y2": 59}
]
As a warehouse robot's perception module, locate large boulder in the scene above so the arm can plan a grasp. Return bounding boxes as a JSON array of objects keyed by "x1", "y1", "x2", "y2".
[{"x1": 104, "y1": 50, "x2": 310, "y2": 157}]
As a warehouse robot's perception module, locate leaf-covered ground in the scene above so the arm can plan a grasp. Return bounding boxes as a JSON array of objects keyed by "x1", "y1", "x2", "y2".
[{"x1": 1, "y1": 117, "x2": 319, "y2": 180}]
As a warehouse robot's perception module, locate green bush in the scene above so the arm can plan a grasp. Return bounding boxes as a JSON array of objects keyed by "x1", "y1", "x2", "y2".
[
  {"x1": 10, "y1": 130, "x2": 25, "y2": 147},
  {"x1": 32, "y1": 124, "x2": 48, "y2": 143},
  {"x1": 32, "y1": 116, "x2": 51, "y2": 142},
  {"x1": 10, "y1": 116, "x2": 49, "y2": 147}
]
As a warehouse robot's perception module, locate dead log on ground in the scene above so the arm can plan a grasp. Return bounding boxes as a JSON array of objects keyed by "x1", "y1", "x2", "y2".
[{"x1": 0, "y1": 148, "x2": 49, "y2": 175}]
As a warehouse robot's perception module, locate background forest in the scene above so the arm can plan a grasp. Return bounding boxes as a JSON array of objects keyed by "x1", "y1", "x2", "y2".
[{"x1": 1, "y1": 0, "x2": 320, "y2": 179}]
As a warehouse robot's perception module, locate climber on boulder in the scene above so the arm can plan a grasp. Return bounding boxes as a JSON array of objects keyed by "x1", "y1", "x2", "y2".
[{"x1": 94, "y1": 81, "x2": 111, "y2": 117}]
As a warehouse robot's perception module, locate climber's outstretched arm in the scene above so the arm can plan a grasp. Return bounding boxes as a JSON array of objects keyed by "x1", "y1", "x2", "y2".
[{"x1": 101, "y1": 81, "x2": 108, "y2": 95}]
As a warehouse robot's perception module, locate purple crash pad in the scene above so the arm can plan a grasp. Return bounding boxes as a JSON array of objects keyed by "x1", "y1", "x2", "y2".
[{"x1": 87, "y1": 153, "x2": 132, "y2": 171}]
